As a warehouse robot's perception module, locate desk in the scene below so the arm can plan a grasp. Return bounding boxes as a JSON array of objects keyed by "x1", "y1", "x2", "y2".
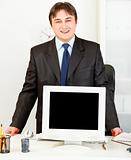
[{"x1": 0, "y1": 135, "x2": 131, "y2": 160}]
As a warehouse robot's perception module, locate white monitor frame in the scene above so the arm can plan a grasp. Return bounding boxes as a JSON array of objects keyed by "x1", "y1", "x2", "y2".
[{"x1": 42, "y1": 85, "x2": 106, "y2": 142}]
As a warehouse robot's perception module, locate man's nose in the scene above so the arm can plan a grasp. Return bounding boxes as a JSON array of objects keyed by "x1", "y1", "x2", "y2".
[{"x1": 61, "y1": 21, "x2": 67, "y2": 28}]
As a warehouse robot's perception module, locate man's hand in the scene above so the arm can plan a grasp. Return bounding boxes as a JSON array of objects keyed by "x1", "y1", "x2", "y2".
[
  {"x1": 5, "y1": 127, "x2": 20, "y2": 136},
  {"x1": 111, "y1": 127, "x2": 122, "y2": 136}
]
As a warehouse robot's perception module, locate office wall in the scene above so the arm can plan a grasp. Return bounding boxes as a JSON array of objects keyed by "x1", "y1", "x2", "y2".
[
  {"x1": 0, "y1": 0, "x2": 100, "y2": 133},
  {"x1": 105, "y1": 0, "x2": 131, "y2": 132}
]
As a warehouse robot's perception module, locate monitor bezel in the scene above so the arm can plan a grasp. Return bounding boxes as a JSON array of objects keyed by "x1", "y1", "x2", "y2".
[{"x1": 42, "y1": 85, "x2": 106, "y2": 142}]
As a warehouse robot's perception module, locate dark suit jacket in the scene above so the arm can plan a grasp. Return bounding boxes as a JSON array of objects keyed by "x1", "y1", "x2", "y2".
[{"x1": 11, "y1": 36, "x2": 120, "y2": 133}]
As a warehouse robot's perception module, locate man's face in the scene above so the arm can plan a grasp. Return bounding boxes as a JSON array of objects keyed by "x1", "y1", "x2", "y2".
[{"x1": 51, "y1": 10, "x2": 77, "y2": 42}]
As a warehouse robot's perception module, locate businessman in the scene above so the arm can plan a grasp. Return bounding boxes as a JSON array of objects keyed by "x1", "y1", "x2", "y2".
[{"x1": 6, "y1": 2, "x2": 122, "y2": 136}]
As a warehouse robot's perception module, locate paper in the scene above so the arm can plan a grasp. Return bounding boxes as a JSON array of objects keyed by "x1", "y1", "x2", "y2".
[
  {"x1": 112, "y1": 132, "x2": 131, "y2": 146},
  {"x1": 112, "y1": 132, "x2": 131, "y2": 142}
]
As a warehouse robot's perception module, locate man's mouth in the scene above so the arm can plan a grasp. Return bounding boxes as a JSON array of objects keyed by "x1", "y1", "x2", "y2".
[{"x1": 60, "y1": 30, "x2": 70, "y2": 34}]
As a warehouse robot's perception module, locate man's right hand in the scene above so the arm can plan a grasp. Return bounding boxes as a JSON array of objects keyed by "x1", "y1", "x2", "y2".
[{"x1": 5, "y1": 127, "x2": 20, "y2": 136}]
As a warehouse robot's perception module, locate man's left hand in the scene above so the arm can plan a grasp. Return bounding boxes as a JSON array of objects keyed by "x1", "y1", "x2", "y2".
[{"x1": 111, "y1": 127, "x2": 122, "y2": 136}]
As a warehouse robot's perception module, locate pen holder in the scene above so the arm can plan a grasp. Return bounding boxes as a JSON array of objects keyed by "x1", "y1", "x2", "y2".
[
  {"x1": 0, "y1": 135, "x2": 11, "y2": 153},
  {"x1": 21, "y1": 138, "x2": 30, "y2": 153}
]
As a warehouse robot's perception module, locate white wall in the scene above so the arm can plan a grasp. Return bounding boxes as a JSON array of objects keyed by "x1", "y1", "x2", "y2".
[
  {"x1": 0, "y1": 0, "x2": 100, "y2": 133},
  {"x1": 105, "y1": 0, "x2": 131, "y2": 110},
  {"x1": 105, "y1": 0, "x2": 131, "y2": 132}
]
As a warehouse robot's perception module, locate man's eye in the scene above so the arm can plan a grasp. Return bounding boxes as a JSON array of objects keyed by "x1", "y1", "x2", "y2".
[
  {"x1": 66, "y1": 19, "x2": 71, "y2": 22},
  {"x1": 55, "y1": 21, "x2": 61, "y2": 23},
  {"x1": 65, "y1": 19, "x2": 72, "y2": 23}
]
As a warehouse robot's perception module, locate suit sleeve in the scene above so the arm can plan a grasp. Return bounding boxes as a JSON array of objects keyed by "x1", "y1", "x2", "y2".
[
  {"x1": 94, "y1": 44, "x2": 120, "y2": 131},
  {"x1": 10, "y1": 49, "x2": 37, "y2": 132}
]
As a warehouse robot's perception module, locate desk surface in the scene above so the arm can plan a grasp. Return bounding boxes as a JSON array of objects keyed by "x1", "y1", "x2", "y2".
[{"x1": 0, "y1": 135, "x2": 131, "y2": 160}]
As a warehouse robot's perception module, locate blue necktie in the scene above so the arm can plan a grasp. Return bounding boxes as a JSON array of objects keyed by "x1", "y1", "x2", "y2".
[{"x1": 60, "y1": 43, "x2": 70, "y2": 85}]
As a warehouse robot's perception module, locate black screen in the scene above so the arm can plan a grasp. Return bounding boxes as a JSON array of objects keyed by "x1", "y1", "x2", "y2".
[{"x1": 49, "y1": 92, "x2": 99, "y2": 130}]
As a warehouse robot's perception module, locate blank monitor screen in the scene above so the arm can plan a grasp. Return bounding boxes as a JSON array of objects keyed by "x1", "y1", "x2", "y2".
[
  {"x1": 49, "y1": 92, "x2": 98, "y2": 130},
  {"x1": 42, "y1": 85, "x2": 106, "y2": 142}
]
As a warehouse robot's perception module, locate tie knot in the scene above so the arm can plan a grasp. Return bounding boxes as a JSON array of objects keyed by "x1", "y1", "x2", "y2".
[{"x1": 62, "y1": 43, "x2": 69, "y2": 50}]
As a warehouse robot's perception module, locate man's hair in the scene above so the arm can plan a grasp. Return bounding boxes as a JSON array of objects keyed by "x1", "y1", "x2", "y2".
[{"x1": 49, "y1": 2, "x2": 77, "y2": 25}]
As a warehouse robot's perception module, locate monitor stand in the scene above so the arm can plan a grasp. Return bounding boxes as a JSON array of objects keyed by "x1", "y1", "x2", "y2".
[
  {"x1": 60, "y1": 140, "x2": 107, "y2": 150},
  {"x1": 64, "y1": 140, "x2": 82, "y2": 145},
  {"x1": 55, "y1": 140, "x2": 93, "y2": 151},
  {"x1": 82, "y1": 140, "x2": 107, "y2": 150}
]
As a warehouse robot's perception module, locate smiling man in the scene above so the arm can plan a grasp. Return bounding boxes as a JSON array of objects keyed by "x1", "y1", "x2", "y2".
[
  {"x1": 6, "y1": 2, "x2": 122, "y2": 136},
  {"x1": 50, "y1": 9, "x2": 77, "y2": 42}
]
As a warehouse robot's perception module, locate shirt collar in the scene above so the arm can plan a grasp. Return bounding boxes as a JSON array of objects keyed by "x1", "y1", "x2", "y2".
[{"x1": 55, "y1": 36, "x2": 75, "y2": 51}]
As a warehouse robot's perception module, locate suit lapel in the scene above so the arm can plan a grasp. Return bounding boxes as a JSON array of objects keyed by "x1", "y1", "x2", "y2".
[
  {"x1": 45, "y1": 38, "x2": 60, "y2": 83},
  {"x1": 68, "y1": 37, "x2": 85, "y2": 79},
  {"x1": 44, "y1": 37, "x2": 86, "y2": 84}
]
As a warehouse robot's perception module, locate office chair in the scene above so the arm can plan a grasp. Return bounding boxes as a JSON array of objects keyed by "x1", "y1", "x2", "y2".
[
  {"x1": 105, "y1": 64, "x2": 116, "y2": 135},
  {"x1": 105, "y1": 64, "x2": 115, "y2": 100}
]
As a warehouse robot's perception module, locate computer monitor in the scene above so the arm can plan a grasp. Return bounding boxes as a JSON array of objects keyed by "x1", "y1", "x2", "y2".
[{"x1": 42, "y1": 85, "x2": 106, "y2": 142}]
